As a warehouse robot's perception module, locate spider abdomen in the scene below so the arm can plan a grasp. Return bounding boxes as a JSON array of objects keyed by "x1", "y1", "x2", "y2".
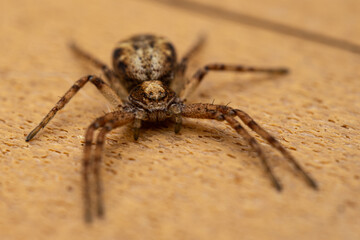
[{"x1": 112, "y1": 34, "x2": 177, "y2": 91}]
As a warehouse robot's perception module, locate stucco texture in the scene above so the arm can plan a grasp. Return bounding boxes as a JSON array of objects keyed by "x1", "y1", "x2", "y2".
[{"x1": 0, "y1": 0, "x2": 359, "y2": 239}]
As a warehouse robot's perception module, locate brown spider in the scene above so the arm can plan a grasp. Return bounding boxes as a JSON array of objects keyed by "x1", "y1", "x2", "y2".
[{"x1": 26, "y1": 34, "x2": 318, "y2": 222}]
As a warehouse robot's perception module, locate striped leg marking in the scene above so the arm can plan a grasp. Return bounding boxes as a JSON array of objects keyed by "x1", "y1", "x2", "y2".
[
  {"x1": 235, "y1": 109, "x2": 318, "y2": 189},
  {"x1": 181, "y1": 103, "x2": 317, "y2": 190},
  {"x1": 26, "y1": 75, "x2": 122, "y2": 142},
  {"x1": 180, "y1": 63, "x2": 288, "y2": 101},
  {"x1": 225, "y1": 115, "x2": 282, "y2": 190},
  {"x1": 70, "y1": 43, "x2": 128, "y2": 100},
  {"x1": 176, "y1": 34, "x2": 206, "y2": 78},
  {"x1": 70, "y1": 42, "x2": 113, "y2": 79},
  {"x1": 83, "y1": 111, "x2": 134, "y2": 222},
  {"x1": 172, "y1": 34, "x2": 206, "y2": 94}
]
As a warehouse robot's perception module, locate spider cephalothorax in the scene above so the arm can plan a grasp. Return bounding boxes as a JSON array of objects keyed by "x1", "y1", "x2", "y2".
[
  {"x1": 129, "y1": 80, "x2": 178, "y2": 112},
  {"x1": 26, "y1": 34, "x2": 317, "y2": 223},
  {"x1": 127, "y1": 80, "x2": 183, "y2": 126}
]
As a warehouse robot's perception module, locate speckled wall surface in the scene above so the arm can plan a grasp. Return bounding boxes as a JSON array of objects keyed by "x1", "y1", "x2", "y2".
[{"x1": 0, "y1": 0, "x2": 359, "y2": 239}]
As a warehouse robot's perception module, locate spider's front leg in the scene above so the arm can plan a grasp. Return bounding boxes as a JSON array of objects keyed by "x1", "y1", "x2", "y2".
[
  {"x1": 26, "y1": 75, "x2": 122, "y2": 142},
  {"x1": 181, "y1": 103, "x2": 318, "y2": 190},
  {"x1": 180, "y1": 63, "x2": 288, "y2": 101},
  {"x1": 83, "y1": 110, "x2": 135, "y2": 223}
]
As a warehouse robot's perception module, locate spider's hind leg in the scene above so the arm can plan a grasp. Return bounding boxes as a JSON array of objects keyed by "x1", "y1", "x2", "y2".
[
  {"x1": 171, "y1": 34, "x2": 206, "y2": 94},
  {"x1": 70, "y1": 43, "x2": 128, "y2": 100},
  {"x1": 70, "y1": 42, "x2": 113, "y2": 79},
  {"x1": 176, "y1": 34, "x2": 206, "y2": 77}
]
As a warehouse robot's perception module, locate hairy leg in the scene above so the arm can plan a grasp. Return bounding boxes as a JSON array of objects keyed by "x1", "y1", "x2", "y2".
[
  {"x1": 235, "y1": 109, "x2": 318, "y2": 189},
  {"x1": 176, "y1": 34, "x2": 206, "y2": 77},
  {"x1": 70, "y1": 43, "x2": 128, "y2": 100},
  {"x1": 181, "y1": 103, "x2": 317, "y2": 190},
  {"x1": 180, "y1": 63, "x2": 288, "y2": 101},
  {"x1": 83, "y1": 111, "x2": 135, "y2": 222},
  {"x1": 171, "y1": 35, "x2": 206, "y2": 94},
  {"x1": 26, "y1": 75, "x2": 122, "y2": 141},
  {"x1": 70, "y1": 42, "x2": 113, "y2": 78},
  {"x1": 224, "y1": 114, "x2": 282, "y2": 190}
]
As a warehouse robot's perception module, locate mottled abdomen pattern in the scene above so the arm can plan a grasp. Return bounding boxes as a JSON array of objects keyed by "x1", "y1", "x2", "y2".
[{"x1": 113, "y1": 34, "x2": 177, "y2": 91}]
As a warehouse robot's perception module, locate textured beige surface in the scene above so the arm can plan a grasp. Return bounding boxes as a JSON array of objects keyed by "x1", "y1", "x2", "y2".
[{"x1": 1, "y1": 0, "x2": 360, "y2": 239}]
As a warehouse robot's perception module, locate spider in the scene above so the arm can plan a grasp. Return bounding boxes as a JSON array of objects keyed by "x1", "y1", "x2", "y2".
[{"x1": 26, "y1": 34, "x2": 318, "y2": 222}]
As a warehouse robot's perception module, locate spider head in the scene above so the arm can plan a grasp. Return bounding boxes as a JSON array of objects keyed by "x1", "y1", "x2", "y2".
[{"x1": 128, "y1": 80, "x2": 177, "y2": 111}]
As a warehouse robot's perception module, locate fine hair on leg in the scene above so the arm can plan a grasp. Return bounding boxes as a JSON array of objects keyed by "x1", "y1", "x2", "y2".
[
  {"x1": 180, "y1": 63, "x2": 288, "y2": 101},
  {"x1": 83, "y1": 111, "x2": 135, "y2": 222},
  {"x1": 26, "y1": 75, "x2": 122, "y2": 142},
  {"x1": 171, "y1": 34, "x2": 206, "y2": 94},
  {"x1": 181, "y1": 103, "x2": 317, "y2": 190}
]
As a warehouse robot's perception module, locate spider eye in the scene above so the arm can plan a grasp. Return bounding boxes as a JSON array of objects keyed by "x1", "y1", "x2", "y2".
[{"x1": 143, "y1": 81, "x2": 166, "y2": 100}]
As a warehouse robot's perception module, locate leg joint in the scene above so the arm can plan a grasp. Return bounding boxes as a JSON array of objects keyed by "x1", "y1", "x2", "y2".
[{"x1": 90, "y1": 77, "x2": 105, "y2": 89}]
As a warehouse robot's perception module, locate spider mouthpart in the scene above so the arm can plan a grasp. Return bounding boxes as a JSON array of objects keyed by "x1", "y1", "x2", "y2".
[{"x1": 128, "y1": 80, "x2": 177, "y2": 113}]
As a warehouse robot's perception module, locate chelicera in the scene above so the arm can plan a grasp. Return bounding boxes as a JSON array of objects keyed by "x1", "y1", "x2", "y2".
[{"x1": 26, "y1": 34, "x2": 318, "y2": 222}]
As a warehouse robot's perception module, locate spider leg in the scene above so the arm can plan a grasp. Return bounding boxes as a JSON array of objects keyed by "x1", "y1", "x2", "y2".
[
  {"x1": 181, "y1": 103, "x2": 282, "y2": 190},
  {"x1": 224, "y1": 115, "x2": 282, "y2": 190},
  {"x1": 180, "y1": 63, "x2": 288, "y2": 101},
  {"x1": 26, "y1": 75, "x2": 122, "y2": 142},
  {"x1": 83, "y1": 111, "x2": 135, "y2": 222},
  {"x1": 83, "y1": 113, "x2": 117, "y2": 222},
  {"x1": 181, "y1": 103, "x2": 317, "y2": 190},
  {"x1": 70, "y1": 42, "x2": 112, "y2": 78},
  {"x1": 171, "y1": 34, "x2": 206, "y2": 94},
  {"x1": 235, "y1": 109, "x2": 318, "y2": 189},
  {"x1": 70, "y1": 43, "x2": 128, "y2": 100}
]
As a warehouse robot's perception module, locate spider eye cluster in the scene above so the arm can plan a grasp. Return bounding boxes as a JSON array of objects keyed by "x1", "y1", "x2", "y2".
[{"x1": 142, "y1": 81, "x2": 166, "y2": 100}]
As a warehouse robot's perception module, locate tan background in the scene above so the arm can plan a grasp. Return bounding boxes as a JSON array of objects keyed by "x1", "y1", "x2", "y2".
[{"x1": 1, "y1": 0, "x2": 360, "y2": 239}]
